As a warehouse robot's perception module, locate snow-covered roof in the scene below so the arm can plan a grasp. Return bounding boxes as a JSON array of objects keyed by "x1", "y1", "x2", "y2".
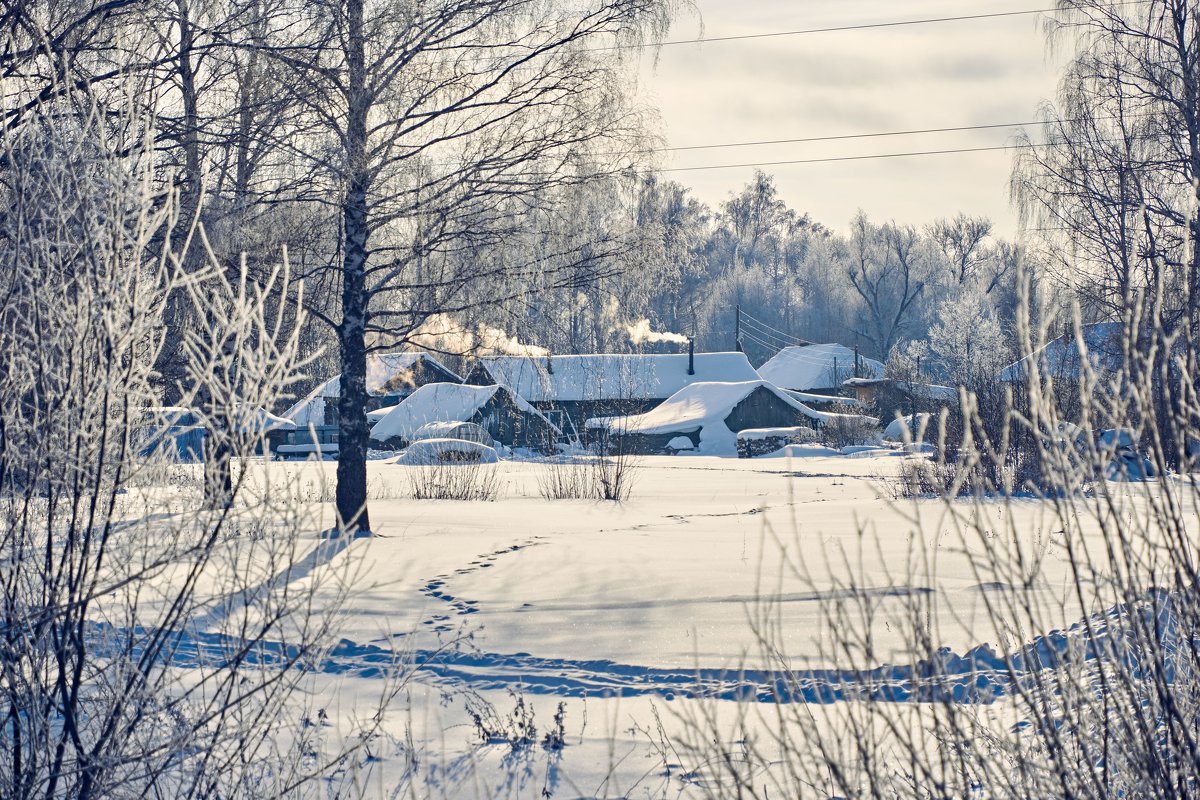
[
  {"x1": 234, "y1": 405, "x2": 297, "y2": 432},
  {"x1": 843, "y1": 377, "x2": 958, "y2": 402},
  {"x1": 783, "y1": 389, "x2": 861, "y2": 408},
  {"x1": 586, "y1": 380, "x2": 876, "y2": 455},
  {"x1": 284, "y1": 353, "x2": 461, "y2": 426},
  {"x1": 1000, "y1": 321, "x2": 1124, "y2": 382},
  {"x1": 473, "y1": 352, "x2": 759, "y2": 403},
  {"x1": 370, "y1": 383, "x2": 555, "y2": 442},
  {"x1": 757, "y1": 344, "x2": 884, "y2": 391},
  {"x1": 585, "y1": 380, "x2": 828, "y2": 435}
]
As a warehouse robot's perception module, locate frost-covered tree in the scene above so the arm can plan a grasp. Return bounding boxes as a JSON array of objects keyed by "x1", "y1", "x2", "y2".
[
  {"x1": 927, "y1": 283, "x2": 1012, "y2": 387},
  {"x1": 0, "y1": 101, "x2": 381, "y2": 798}
]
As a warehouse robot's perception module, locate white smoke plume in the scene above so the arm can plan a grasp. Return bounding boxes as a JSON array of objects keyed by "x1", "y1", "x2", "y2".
[
  {"x1": 410, "y1": 314, "x2": 548, "y2": 357},
  {"x1": 626, "y1": 318, "x2": 689, "y2": 345}
]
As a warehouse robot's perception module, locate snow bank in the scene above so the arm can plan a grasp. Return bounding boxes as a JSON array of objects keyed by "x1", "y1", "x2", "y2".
[
  {"x1": 395, "y1": 438, "x2": 499, "y2": 465},
  {"x1": 736, "y1": 426, "x2": 817, "y2": 442},
  {"x1": 758, "y1": 344, "x2": 884, "y2": 391},
  {"x1": 755, "y1": 444, "x2": 842, "y2": 458},
  {"x1": 410, "y1": 421, "x2": 494, "y2": 446},
  {"x1": 884, "y1": 413, "x2": 932, "y2": 441}
]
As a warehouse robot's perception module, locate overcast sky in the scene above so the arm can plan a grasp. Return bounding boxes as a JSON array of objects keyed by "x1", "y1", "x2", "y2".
[{"x1": 637, "y1": 0, "x2": 1071, "y2": 237}]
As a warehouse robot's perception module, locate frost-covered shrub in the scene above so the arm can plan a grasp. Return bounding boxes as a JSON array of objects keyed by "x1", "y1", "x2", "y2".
[
  {"x1": 675, "y1": 289, "x2": 1200, "y2": 798},
  {"x1": 0, "y1": 103, "x2": 388, "y2": 799},
  {"x1": 407, "y1": 458, "x2": 500, "y2": 500},
  {"x1": 819, "y1": 407, "x2": 882, "y2": 449}
]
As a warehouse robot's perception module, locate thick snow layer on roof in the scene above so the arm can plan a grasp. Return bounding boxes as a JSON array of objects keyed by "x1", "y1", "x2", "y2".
[
  {"x1": 475, "y1": 352, "x2": 759, "y2": 402},
  {"x1": 758, "y1": 344, "x2": 884, "y2": 391},
  {"x1": 284, "y1": 353, "x2": 460, "y2": 426},
  {"x1": 586, "y1": 380, "x2": 839, "y2": 455},
  {"x1": 370, "y1": 383, "x2": 553, "y2": 442},
  {"x1": 234, "y1": 405, "x2": 296, "y2": 432},
  {"x1": 1000, "y1": 321, "x2": 1123, "y2": 382},
  {"x1": 783, "y1": 389, "x2": 861, "y2": 408}
]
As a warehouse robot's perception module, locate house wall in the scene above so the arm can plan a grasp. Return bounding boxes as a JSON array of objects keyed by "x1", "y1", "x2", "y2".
[
  {"x1": 473, "y1": 394, "x2": 559, "y2": 451},
  {"x1": 722, "y1": 386, "x2": 816, "y2": 433}
]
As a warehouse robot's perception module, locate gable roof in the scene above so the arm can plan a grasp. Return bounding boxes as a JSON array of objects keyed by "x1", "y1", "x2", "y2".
[
  {"x1": 585, "y1": 380, "x2": 832, "y2": 435},
  {"x1": 1000, "y1": 321, "x2": 1123, "y2": 382},
  {"x1": 472, "y1": 352, "x2": 759, "y2": 403},
  {"x1": 369, "y1": 382, "x2": 556, "y2": 442},
  {"x1": 757, "y1": 344, "x2": 884, "y2": 391},
  {"x1": 284, "y1": 353, "x2": 461, "y2": 426}
]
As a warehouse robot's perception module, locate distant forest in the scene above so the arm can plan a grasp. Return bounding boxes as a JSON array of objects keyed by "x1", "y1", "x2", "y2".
[{"x1": 440, "y1": 169, "x2": 1029, "y2": 391}]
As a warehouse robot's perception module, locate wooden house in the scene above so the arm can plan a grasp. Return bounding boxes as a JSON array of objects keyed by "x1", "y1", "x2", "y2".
[
  {"x1": 757, "y1": 343, "x2": 884, "y2": 396},
  {"x1": 584, "y1": 380, "x2": 864, "y2": 455},
  {"x1": 271, "y1": 353, "x2": 461, "y2": 457},
  {"x1": 463, "y1": 347, "x2": 760, "y2": 441},
  {"x1": 370, "y1": 383, "x2": 560, "y2": 452}
]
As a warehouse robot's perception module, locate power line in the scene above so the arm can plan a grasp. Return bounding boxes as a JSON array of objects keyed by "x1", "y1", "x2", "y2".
[
  {"x1": 661, "y1": 143, "x2": 1031, "y2": 173},
  {"x1": 738, "y1": 312, "x2": 802, "y2": 341},
  {"x1": 739, "y1": 308, "x2": 805, "y2": 339},
  {"x1": 739, "y1": 318, "x2": 810, "y2": 350},
  {"x1": 661, "y1": 120, "x2": 1051, "y2": 154},
  {"x1": 740, "y1": 328, "x2": 797, "y2": 353},
  {"x1": 740, "y1": 324, "x2": 800, "y2": 351},
  {"x1": 637, "y1": 4, "x2": 1148, "y2": 50}
]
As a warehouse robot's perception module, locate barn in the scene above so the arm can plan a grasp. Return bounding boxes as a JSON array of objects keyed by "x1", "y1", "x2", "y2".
[
  {"x1": 271, "y1": 353, "x2": 461, "y2": 457},
  {"x1": 370, "y1": 383, "x2": 560, "y2": 451},
  {"x1": 585, "y1": 379, "x2": 865, "y2": 455},
  {"x1": 463, "y1": 349, "x2": 760, "y2": 441}
]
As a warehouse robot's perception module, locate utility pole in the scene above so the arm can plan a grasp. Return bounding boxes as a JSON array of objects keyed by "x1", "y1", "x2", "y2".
[
  {"x1": 854, "y1": 345, "x2": 861, "y2": 378},
  {"x1": 735, "y1": 305, "x2": 742, "y2": 352}
]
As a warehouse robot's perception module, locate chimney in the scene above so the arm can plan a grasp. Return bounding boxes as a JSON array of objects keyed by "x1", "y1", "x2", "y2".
[
  {"x1": 687, "y1": 338, "x2": 695, "y2": 375},
  {"x1": 546, "y1": 351, "x2": 553, "y2": 374}
]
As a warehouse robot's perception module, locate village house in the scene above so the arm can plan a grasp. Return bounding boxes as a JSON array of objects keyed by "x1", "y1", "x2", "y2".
[
  {"x1": 463, "y1": 346, "x2": 760, "y2": 441},
  {"x1": 756, "y1": 343, "x2": 884, "y2": 401},
  {"x1": 369, "y1": 382, "x2": 560, "y2": 451},
  {"x1": 584, "y1": 379, "x2": 847, "y2": 455},
  {"x1": 271, "y1": 352, "x2": 462, "y2": 457}
]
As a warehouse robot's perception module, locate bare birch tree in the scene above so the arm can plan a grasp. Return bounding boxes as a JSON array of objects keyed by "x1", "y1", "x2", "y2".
[{"x1": 255, "y1": 0, "x2": 676, "y2": 532}]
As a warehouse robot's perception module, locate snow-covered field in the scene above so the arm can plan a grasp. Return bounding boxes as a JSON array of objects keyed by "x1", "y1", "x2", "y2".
[{"x1": 151, "y1": 450, "x2": 1132, "y2": 798}]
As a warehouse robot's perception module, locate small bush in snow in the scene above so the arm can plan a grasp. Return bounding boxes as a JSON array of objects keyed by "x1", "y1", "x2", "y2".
[
  {"x1": 537, "y1": 449, "x2": 637, "y2": 501},
  {"x1": 819, "y1": 406, "x2": 882, "y2": 449},
  {"x1": 407, "y1": 459, "x2": 500, "y2": 501}
]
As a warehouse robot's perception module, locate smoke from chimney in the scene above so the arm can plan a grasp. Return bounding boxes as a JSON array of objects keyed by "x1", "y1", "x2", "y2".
[{"x1": 626, "y1": 318, "x2": 689, "y2": 345}]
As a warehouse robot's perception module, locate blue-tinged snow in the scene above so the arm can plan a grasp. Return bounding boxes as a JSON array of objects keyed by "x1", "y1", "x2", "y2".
[
  {"x1": 476, "y1": 352, "x2": 760, "y2": 403},
  {"x1": 758, "y1": 344, "x2": 885, "y2": 391}
]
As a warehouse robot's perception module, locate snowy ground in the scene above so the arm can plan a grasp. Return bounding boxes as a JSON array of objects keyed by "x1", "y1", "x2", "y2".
[{"x1": 146, "y1": 452, "x2": 1141, "y2": 797}]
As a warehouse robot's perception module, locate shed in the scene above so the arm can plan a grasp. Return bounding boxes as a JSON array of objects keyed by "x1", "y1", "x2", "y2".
[
  {"x1": 758, "y1": 344, "x2": 884, "y2": 394},
  {"x1": 842, "y1": 377, "x2": 957, "y2": 423},
  {"x1": 370, "y1": 383, "x2": 560, "y2": 451},
  {"x1": 273, "y1": 353, "x2": 461, "y2": 456},
  {"x1": 585, "y1": 380, "x2": 865, "y2": 455},
  {"x1": 464, "y1": 350, "x2": 760, "y2": 438}
]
